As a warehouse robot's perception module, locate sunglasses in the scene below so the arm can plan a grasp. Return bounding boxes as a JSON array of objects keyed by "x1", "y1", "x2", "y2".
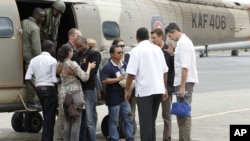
[{"x1": 116, "y1": 45, "x2": 125, "y2": 48}]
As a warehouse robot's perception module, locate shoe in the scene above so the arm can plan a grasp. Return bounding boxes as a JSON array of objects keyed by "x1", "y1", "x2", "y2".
[{"x1": 27, "y1": 102, "x2": 42, "y2": 110}]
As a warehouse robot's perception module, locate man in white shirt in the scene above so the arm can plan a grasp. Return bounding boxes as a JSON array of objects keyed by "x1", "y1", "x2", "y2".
[
  {"x1": 25, "y1": 40, "x2": 58, "y2": 141},
  {"x1": 125, "y1": 27, "x2": 168, "y2": 141},
  {"x1": 165, "y1": 23, "x2": 199, "y2": 141}
]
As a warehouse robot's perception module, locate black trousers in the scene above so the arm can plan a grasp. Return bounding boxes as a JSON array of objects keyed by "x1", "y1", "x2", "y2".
[
  {"x1": 136, "y1": 94, "x2": 162, "y2": 141},
  {"x1": 36, "y1": 87, "x2": 57, "y2": 141}
]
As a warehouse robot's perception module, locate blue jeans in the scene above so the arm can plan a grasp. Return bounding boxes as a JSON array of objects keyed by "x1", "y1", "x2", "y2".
[
  {"x1": 79, "y1": 89, "x2": 97, "y2": 141},
  {"x1": 108, "y1": 101, "x2": 134, "y2": 141},
  {"x1": 36, "y1": 87, "x2": 57, "y2": 141}
]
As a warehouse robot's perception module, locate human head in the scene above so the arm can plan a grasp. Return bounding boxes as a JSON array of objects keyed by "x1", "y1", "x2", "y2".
[
  {"x1": 51, "y1": 0, "x2": 66, "y2": 16},
  {"x1": 136, "y1": 27, "x2": 149, "y2": 42},
  {"x1": 42, "y1": 40, "x2": 54, "y2": 54},
  {"x1": 68, "y1": 28, "x2": 82, "y2": 47},
  {"x1": 87, "y1": 38, "x2": 98, "y2": 51},
  {"x1": 165, "y1": 23, "x2": 182, "y2": 41},
  {"x1": 112, "y1": 38, "x2": 125, "y2": 48},
  {"x1": 57, "y1": 43, "x2": 73, "y2": 62},
  {"x1": 109, "y1": 45, "x2": 124, "y2": 61},
  {"x1": 75, "y1": 35, "x2": 88, "y2": 52},
  {"x1": 32, "y1": 7, "x2": 45, "y2": 24},
  {"x1": 150, "y1": 28, "x2": 164, "y2": 46}
]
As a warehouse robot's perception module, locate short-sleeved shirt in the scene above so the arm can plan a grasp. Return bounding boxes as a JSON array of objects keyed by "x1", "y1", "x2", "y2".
[
  {"x1": 174, "y1": 34, "x2": 199, "y2": 86},
  {"x1": 101, "y1": 59, "x2": 126, "y2": 106},
  {"x1": 25, "y1": 52, "x2": 57, "y2": 86},
  {"x1": 126, "y1": 40, "x2": 168, "y2": 97}
]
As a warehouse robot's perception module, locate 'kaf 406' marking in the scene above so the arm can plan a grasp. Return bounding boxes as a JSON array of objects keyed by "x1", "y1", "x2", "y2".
[{"x1": 192, "y1": 13, "x2": 226, "y2": 30}]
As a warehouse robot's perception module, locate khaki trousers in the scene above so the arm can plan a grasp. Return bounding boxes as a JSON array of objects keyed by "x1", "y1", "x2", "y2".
[
  {"x1": 176, "y1": 83, "x2": 194, "y2": 141},
  {"x1": 161, "y1": 86, "x2": 174, "y2": 141}
]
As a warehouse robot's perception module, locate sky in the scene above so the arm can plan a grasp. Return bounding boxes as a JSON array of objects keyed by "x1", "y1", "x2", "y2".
[{"x1": 229, "y1": 0, "x2": 250, "y2": 4}]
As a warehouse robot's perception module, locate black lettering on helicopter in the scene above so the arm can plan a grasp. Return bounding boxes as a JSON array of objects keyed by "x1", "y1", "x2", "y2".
[{"x1": 192, "y1": 13, "x2": 226, "y2": 29}]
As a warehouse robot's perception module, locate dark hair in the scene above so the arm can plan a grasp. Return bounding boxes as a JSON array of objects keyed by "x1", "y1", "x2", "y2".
[
  {"x1": 110, "y1": 45, "x2": 124, "y2": 54},
  {"x1": 75, "y1": 35, "x2": 87, "y2": 44},
  {"x1": 32, "y1": 7, "x2": 44, "y2": 17},
  {"x1": 151, "y1": 28, "x2": 164, "y2": 39},
  {"x1": 136, "y1": 27, "x2": 149, "y2": 41},
  {"x1": 165, "y1": 23, "x2": 181, "y2": 34},
  {"x1": 112, "y1": 38, "x2": 124, "y2": 46},
  {"x1": 42, "y1": 40, "x2": 54, "y2": 52},
  {"x1": 109, "y1": 45, "x2": 116, "y2": 54},
  {"x1": 57, "y1": 44, "x2": 72, "y2": 62}
]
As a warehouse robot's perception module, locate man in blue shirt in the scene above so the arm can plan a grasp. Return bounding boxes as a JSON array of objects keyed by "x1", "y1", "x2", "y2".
[{"x1": 101, "y1": 45, "x2": 134, "y2": 141}]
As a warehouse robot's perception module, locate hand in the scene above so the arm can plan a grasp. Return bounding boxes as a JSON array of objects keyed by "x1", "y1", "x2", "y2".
[
  {"x1": 166, "y1": 42, "x2": 174, "y2": 56},
  {"x1": 97, "y1": 93, "x2": 101, "y2": 100},
  {"x1": 118, "y1": 74, "x2": 126, "y2": 81},
  {"x1": 124, "y1": 89, "x2": 131, "y2": 101},
  {"x1": 178, "y1": 86, "x2": 185, "y2": 98},
  {"x1": 88, "y1": 62, "x2": 96, "y2": 69},
  {"x1": 56, "y1": 63, "x2": 63, "y2": 74},
  {"x1": 64, "y1": 66, "x2": 75, "y2": 76},
  {"x1": 162, "y1": 89, "x2": 168, "y2": 101}
]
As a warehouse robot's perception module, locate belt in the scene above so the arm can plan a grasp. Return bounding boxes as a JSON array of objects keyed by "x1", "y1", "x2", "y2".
[{"x1": 36, "y1": 86, "x2": 55, "y2": 90}]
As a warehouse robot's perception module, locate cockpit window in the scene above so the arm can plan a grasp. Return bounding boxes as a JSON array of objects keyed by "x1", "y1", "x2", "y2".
[
  {"x1": 0, "y1": 17, "x2": 13, "y2": 38},
  {"x1": 234, "y1": 2, "x2": 241, "y2": 6},
  {"x1": 102, "y1": 21, "x2": 120, "y2": 40}
]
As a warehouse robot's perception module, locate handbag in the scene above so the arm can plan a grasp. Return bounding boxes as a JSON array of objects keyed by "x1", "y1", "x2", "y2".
[
  {"x1": 71, "y1": 91, "x2": 85, "y2": 109},
  {"x1": 171, "y1": 98, "x2": 191, "y2": 117}
]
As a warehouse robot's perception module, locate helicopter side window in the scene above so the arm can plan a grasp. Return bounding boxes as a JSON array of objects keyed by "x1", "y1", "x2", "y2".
[
  {"x1": 102, "y1": 21, "x2": 120, "y2": 40},
  {"x1": 0, "y1": 17, "x2": 13, "y2": 38}
]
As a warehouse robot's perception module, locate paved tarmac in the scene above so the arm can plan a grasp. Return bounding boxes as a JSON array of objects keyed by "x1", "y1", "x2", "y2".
[{"x1": 0, "y1": 51, "x2": 250, "y2": 141}]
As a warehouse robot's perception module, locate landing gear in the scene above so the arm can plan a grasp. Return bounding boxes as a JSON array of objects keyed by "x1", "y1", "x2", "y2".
[
  {"x1": 231, "y1": 49, "x2": 239, "y2": 56},
  {"x1": 101, "y1": 115, "x2": 109, "y2": 137},
  {"x1": 11, "y1": 112, "x2": 43, "y2": 133},
  {"x1": 199, "y1": 51, "x2": 205, "y2": 57},
  {"x1": 199, "y1": 45, "x2": 208, "y2": 57},
  {"x1": 11, "y1": 112, "x2": 25, "y2": 132},
  {"x1": 101, "y1": 115, "x2": 137, "y2": 139}
]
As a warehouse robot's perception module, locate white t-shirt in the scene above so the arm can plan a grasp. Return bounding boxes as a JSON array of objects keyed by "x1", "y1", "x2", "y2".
[
  {"x1": 174, "y1": 34, "x2": 199, "y2": 86},
  {"x1": 25, "y1": 52, "x2": 58, "y2": 86},
  {"x1": 126, "y1": 40, "x2": 168, "y2": 97}
]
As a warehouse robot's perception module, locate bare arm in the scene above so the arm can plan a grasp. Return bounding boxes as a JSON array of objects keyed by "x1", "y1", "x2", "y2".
[
  {"x1": 75, "y1": 62, "x2": 96, "y2": 82},
  {"x1": 102, "y1": 74, "x2": 125, "y2": 85},
  {"x1": 56, "y1": 63, "x2": 63, "y2": 75},
  {"x1": 85, "y1": 62, "x2": 96, "y2": 75},
  {"x1": 162, "y1": 72, "x2": 168, "y2": 101},
  {"x1": 124, "y1": 74, "x2": 135, "y2": 101},
  {"x1": 167, "y1": 42, "x2": 174, "y2": 56}
]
